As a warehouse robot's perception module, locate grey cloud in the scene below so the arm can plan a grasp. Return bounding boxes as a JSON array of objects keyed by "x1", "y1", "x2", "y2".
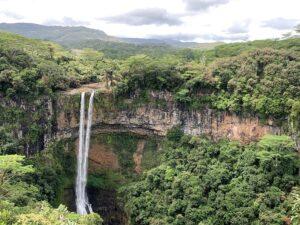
[
  {"x1": 44, "y1": 17, "x2": 90, "y2": 26},
  {"x1": 227, "y1": 20, "x2": 250, "y2": 34},
  {"x1": 150, "y1": 33, "x2": 198, "y2": 41},
  {"x1": 183, "y1": 0, "x2": 230, "y2": 11},
  {"x1": 102, "y1": 8, "x2": 182, "y2": 26},
  {"x1": 200, "y1": 33, "x2": 249, "y2": 41},
  {"x1": 1, "y1": 11, "x2": 23, "y2": 19},
  {"x1": 263, "y1": 18, "x2": 299, "y2": 30}
]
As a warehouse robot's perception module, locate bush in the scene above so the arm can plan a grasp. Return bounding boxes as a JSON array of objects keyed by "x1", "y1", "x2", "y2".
[{"x1": 123, "y1": 135, "x2": 299, "y2": 225}]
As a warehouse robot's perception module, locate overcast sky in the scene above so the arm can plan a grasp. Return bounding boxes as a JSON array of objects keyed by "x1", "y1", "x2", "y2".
[{"x1": 0, "y1": 0, "x2": 299, "y2": 42}]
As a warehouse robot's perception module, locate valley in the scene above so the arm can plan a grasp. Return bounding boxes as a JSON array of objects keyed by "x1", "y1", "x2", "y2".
[{"x1": 0, "y1": 24, "x2": 299, "y2": 225}]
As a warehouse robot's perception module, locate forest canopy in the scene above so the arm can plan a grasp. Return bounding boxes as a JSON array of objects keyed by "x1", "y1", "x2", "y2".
[
  {"x1": 122, "y1": 131, "x2": 300, "y2": 225},
  {"x1": 0, "y1": 31, "x2": 299, "y2": 225}
]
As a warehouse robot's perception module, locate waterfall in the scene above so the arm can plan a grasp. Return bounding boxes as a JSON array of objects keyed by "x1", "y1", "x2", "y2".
[{"x1": 76, "y1": 90, "x2": 95, "y2": 215}]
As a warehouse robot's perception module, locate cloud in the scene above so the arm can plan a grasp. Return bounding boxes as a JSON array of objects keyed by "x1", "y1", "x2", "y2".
[
  {"x1": 227, "y1": 20, "x2": 250, "y2": 34},
  {"x1": 262, "y1": 17, "x2": 299, "y2": 30},
  {"x1": 102, "y1": 8, "x2": 182, "y2": 26},
  {"x1": 183, "y1": 0, "x2": 230, "y2": 11},
  {"x1": 150, "y1": 33, "x2": 198, "y2": 41},
  {"x1": 0, "y1": 11, "x2": 23, "y2": 19},
  {"x1": 43, "y1": 17, "x2": 90, "y2": 26},
  {"x1": 200, "y1": 33, "x2": 249, "y2": 41},
  {"x1": 151, "y1": 33, "x2": 249, "y2": 42}
]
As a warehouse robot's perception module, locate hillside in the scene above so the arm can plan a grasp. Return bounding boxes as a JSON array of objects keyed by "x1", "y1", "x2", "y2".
[
  {"x1": 0, "y1": 22, "x2": 112, "y2": 43},
  {"x1": 0, "y1": 32, "x2": 299, "y2": 225},
  {"x1": 0, "y1": 23, "x2": 223, "y2": 51}
]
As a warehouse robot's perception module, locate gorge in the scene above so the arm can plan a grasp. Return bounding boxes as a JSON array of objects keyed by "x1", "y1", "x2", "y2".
[
  {"x1": 0, "y1": 30, "x2": 299, "y2": 225},
  {"x1": 3, "y1": 83, "x2": 298, "y2": 225},
  {"x1": 49, "y1": 85, "x2": 298, "y2": 224}
]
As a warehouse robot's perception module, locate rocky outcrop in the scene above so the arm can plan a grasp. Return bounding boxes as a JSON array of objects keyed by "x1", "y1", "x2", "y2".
[
  {"x1": 88, "y1": 142, "x2": 120, "y2": 171},
  {"x1": 133, "y1": 140, "x2": 146, "y2": 174},
  {"x1": 0, "y1": 96, "x2": 55, "y2": 155},
  {"x1": 55, "y1": 90, "x2": 282, "y2": 143}
]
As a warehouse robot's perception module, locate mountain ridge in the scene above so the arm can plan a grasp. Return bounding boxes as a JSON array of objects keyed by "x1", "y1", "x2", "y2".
[{"x1": 0, "y1": 22, "x2": 222, "y2": 49}]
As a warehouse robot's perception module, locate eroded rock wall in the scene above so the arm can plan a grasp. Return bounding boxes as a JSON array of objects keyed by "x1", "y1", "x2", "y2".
[{"x1": 55, "y1": 90, "x2": 282, "y2": 143}]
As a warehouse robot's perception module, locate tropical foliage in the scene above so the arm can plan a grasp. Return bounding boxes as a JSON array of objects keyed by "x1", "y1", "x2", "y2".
[
  {"x1": 0, "y1": 31, "x2": 299, "y2": 225},
  {"x1": 122, "y1": 132, "x2": 299, "y2": 225},
  {"x1": 114, "y1": 47, "x2": 300, "y2": 124},
  {"x1": 0, "y1": 150, "x2": 102, "y2": 225}
]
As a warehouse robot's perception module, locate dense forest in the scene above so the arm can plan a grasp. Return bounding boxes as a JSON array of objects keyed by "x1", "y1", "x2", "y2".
[
  {"x1": 0, "y1": 29, "x2": 299, "y2": 225},
  {"x1": 123, "y1": 130, "x2": 299, "y2": 225}
]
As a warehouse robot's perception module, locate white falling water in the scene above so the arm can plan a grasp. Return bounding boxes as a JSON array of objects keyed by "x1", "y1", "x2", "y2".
[{"x1": 76, "y1": 90, "x2": 95, "y2": 215}]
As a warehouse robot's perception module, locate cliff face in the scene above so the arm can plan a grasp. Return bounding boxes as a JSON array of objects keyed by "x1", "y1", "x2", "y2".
[
  {"x1": 1, "y1": 87, "x2": 283, "y2": 156},
  {"x1": 55, "y1": 90, "x2": 281, "y2": 143},
  {"x1": 0, "y1": 96, "x2": 55, "y2": 155}
]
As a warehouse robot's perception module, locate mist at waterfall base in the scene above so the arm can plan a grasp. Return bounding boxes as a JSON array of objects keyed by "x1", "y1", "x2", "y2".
[{"x1": 76, "y1": 91, "x2": 95, "y2": 215}]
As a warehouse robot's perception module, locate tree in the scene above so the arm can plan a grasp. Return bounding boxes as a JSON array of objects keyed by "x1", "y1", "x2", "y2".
[
  {"x1": 123, "y1": 135, "x2": 299, "y2": 225},
  {"x1": 15, "y1": 202, "x2": 102, "y2": 225},
  {"x1": 0, "y1": 155, "x2": 38, "y2": 206},
  {"x1": 0, "y1": 155, "x2": 34, "y2": 185}
]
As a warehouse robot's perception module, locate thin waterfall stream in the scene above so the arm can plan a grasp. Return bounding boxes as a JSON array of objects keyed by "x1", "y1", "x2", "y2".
[{"x1": 76, "y1": 90, "x2": 95, "y2": 215}]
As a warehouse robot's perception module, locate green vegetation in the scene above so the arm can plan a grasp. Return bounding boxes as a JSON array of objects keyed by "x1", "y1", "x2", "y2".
[
  {"x1": 1, "y1": 32, "x2": 299, "y2": 125},
  {"x1": 0, "y1": 23, "x2": 110, "y2": 45},
  {"x1": 114, "y1": 41, "x2": 300, "y2": 125},
  {"x1": 0, "y1": 31, "x2": 108, "y2": 97},
  {"x1": 26, "y1": 141, "x2": 77, "y2": 206},
  {"x1": 68, "y1": 39, "x2": 178, "y2": 59},
  {"x1": 88, "y1": 171, "x2": 124, "y2": 190},
  {"x1": 89, "y1": 133, "x2": 161, "y2": 181},
  {"x1": 0, "y1": 200, "x2": 102, "y2": 225},
  {"x1": 0, "y1": 152, "x2": 102, "y2": 225},
  {"x1": 204, "y1": 38, "x2": 300, "y2": 61},
  {"x1": 0, "y1": 155, "x2": 37, "y2": 206},
  {"x1": 122, "y1": 131, "x2": 299, "y2": 225},
  {"x1": 0, "y1": 30, "x2": 299, "y2": 225},
  {"x1": 0, "y1": 31, "x2": 113, "y2": 156},
  {"x1": 0, "y1": 23, "x2": 223, "y2": 59}
]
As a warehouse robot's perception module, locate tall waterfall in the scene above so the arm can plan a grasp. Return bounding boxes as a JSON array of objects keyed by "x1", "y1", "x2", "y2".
[{"x1": 76, "y1": 90, "x2": 95, "y2": 215}]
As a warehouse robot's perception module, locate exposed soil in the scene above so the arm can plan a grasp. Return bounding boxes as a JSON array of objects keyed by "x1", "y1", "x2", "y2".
[
  {"x1": 89, "y1": 143, "x2": 120, "y2": 172},
  {"x1": 133, "y1": 140, "x2": 145, "y2": 174},
  {"x1": 63, "y1": 82, "x2": 111, "y2": 95}
]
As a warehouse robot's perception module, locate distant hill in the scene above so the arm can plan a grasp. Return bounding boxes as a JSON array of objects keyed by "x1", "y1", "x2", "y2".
[
  {"x1": 119, "y1": 37, "x2": 197, "y2": 48},
  {"x1": 0, "y1": 23, "x2": 223, "y2": 50},
  {"x1": 66, "y1": 39, "x2": 177, "y2": 59},
  {"x1": 0, "y1": 23, "x2": 114, "y2": 44}
]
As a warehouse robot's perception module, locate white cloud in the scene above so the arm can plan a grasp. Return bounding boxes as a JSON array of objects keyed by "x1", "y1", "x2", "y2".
[
  {"x1": 44, "y1": 17, "x2": 90, "y2": 26},
  {"x1": 102, "y1": 8, "x2": 182, "y2": 26},
  {"x1": 183, "y1": 0, "x2": 230, "y2": 11},
  {"x1": 0, "y1": 0, "x2": 299, "y2": 42},
  {"x1": 227, "y1": 20, "x2": 251, "y2": 34},
  {"x1": 262, "y1": 18, "x2": 299, "y2": 30},
  {"x1": 0, "y1": 11, "x2": 23, "y2": 20}
]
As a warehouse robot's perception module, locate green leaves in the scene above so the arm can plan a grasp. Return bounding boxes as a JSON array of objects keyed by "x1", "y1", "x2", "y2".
[
  {"x1": 0, "y1": 155, "x2": 34, "y2": 178},
  {"x1": 0, "y1": 155, "x2": 37, "y2": 207},
  {"x1": 258, "y1": 135, "x2": 296, "y2": 151},
  {"x1": 0, "y1": 148, "x2": 103, "y2": 225},
  {"x1": 0, "y1": 199, "x2": 101, "y2": 225},
  {"x1": 124, "y1": 135, "x2": 299, "y2": 225},
  {"x1": 174, "y1": 88, "x2": 191, "y2": 103}
]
